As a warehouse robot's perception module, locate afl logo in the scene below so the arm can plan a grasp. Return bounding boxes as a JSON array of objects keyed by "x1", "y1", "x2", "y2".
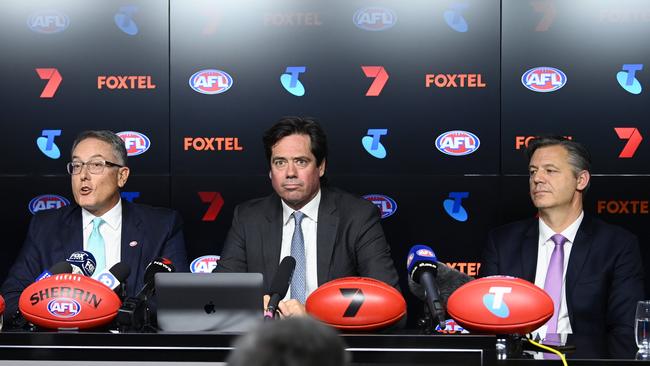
[
  {"x1": 27, "y1": 10, "x2": 70, "y2": 34},
  {"x1": 47, "y1": 298, "x2": 81, "y2": 318},
  {"x1": 190, "y1": 255, "x2": 220, "y2": 273},
  {"x1": 416, "y1": 249, "x2": 435, "y2": 258},
  {"x1": 521, "y1": 67, "x2": 567, "y2": 93},
  {"x1": 353, "y1": 7, "x2": 396, "y2": 31},
  {"x1": 362, "y1": 194, "x2": 397, "y2": 219},
  {"x1": 189, "y1": 69, "x2": 233, "y2": 95},
  {"x1": 435, "y1": 130, "x2": 480, "y2": 156},
  {"x1": 117, "y1": 131, "x2": 150, "y2": 156},
  {"x1": 28, "y1": 194, "x2": 70, "y2": 214}
]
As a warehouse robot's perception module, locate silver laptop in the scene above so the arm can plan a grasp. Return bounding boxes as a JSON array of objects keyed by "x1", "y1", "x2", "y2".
[{"x1": 156, "y1": 272, "x2": 264, "y2": 333}]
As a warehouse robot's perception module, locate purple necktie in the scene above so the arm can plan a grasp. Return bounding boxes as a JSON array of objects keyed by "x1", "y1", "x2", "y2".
[{"x1": 544, "y1": 233, "x2": 567, "y2": 334}]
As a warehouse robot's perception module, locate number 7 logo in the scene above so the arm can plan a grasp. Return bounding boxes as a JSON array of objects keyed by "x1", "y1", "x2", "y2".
[
  {"x1": 35, "y1": 68, "x2": 62, "y2": 98},
  {"x1": 340, "y1": 288, "x2": 365, "y2": 317},
  {"x1": 361, "y1": 66, "x2": 389, "y2": 96},
  {"x1": 615, "y1": 127, "x2": 643, "y2": 158}
]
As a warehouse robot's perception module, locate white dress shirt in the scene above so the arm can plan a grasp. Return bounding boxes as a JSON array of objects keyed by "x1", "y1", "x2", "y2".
[
  {"x1": 279, "y1": 190, "x2": 321, "y2": 301},
  {"x1": 532, "y1": 211, "x2": 584, "y2": 340},
  {"x1": 82, "y1": 199, "x2": 123, "y2": 273}
]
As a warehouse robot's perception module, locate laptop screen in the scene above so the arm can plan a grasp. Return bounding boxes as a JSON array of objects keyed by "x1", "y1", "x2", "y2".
[{"x1": 155, "y1": 272, "x2": 264, "y2": 333}]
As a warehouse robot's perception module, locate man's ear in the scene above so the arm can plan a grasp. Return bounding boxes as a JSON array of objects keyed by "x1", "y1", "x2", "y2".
[
  {"x1": 117, "y1": 167, "x2": 130, "y2": 188},
  {"x1": 576, "y1": 170, "x2": 590, "y2": 191}
]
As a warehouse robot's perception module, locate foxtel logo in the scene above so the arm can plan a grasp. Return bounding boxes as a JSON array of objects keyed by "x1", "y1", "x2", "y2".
[
  {"x1": 97, "y1": 76, "x2": 156, "y2": 89},
  {"x1": 36, "y1": 68, "x2": 62, "y2": 98},
  {"x1": 615, "y1": 127, "x2": 643, "y2": 158},
  {"x1": 597, "y1": 200, "x2": 648, "y2": 214},
  {"x1": 515, "y1": 135, "x2": 572, "y2": 150},
  {"x1": 425, "y1": 74, "x2": 486, "y2": 88},
  {"x1": 445, "y1": 262, "x2": 481, "y2": 276},
  {"x1": 184, "y1": 137, "x2": 243, "y2": 151}
]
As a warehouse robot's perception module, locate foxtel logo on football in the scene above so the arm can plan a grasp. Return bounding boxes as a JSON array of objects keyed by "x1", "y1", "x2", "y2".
[
  {"x1": 597, "y1": 200, "x2": 648, "y2": 214},
  {"x1": 425, "y1": 74, "x2": 486, "y2": 88},
  {"x1": 97, "y1": 76, "x2": 156, "y2": 89},
  {"x1": 184, "y1": 137, "x2": 243, "y2": 151},
  {"x1": 515, "y1": 135, "x2": 572, "y2": 149}
]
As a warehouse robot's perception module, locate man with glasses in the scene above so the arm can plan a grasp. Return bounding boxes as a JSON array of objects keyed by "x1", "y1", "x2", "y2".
[{"x1": 1, "y1": 130, "x2": 187, "y2": 319}]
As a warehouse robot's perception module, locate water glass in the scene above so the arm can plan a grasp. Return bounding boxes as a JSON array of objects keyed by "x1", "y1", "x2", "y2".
[{"x1": 636, "y1": 300, "x2": 650, "y2": 349}]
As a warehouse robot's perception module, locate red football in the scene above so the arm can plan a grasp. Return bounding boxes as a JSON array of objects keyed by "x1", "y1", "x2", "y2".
[
  {"x1": 306, "y1": 277, "x2": 406, "y2": 331},
  {"x1": 447, "y1": 276, "x2": 553, "y2": 334},
  {"x1": 19, "y1": 274, "x2": 121, "y2": 330},
  {"x1": 0, "y1": 294, "x2": 5, "y2": 315}
]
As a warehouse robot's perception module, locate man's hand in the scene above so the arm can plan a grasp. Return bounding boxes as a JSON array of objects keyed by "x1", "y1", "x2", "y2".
[{"x1": 263, "y1": 295, "x2": 307, "y2": 318}]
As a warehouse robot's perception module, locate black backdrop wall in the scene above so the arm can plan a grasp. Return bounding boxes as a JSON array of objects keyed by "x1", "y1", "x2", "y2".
[{"x1": 1, "y1": 0, "x2": 648, "y2": 325}]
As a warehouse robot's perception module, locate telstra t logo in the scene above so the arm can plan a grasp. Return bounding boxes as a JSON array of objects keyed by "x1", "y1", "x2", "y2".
[
  {"x1": 280, "y1": 66, "x2": 306, "y2": 96},
  {"x1": 199, "y1": 192, "x2": 224, "y2": 221},
  {"x1": 443, "y1": 3, "x2": 469, "y2": 33},
  {"x1": 483, "y1": 287, "x2": 511, "y2": 318},
  {"x1": 35, "y1": 68, "x2": 62, "y2": 98},
  {"x1": 115, "y1": 5, "x2": 139, "y2": 35},
  {"x1": 361, "y1": 66, "x2": 389, "y2": 96},
  {"x1": 443, "y1": 192, "x2": 469, "y2": 222},
  {"x1": 36, "y1": 130, "x2": 62, "y2": 159},
  {"x1": 615, "y1": 127, "x2": 643, "y2": 158},
  {"x1": 361, "y1": 129, "x2": 388, "y2": 158},
  {"x1": 617, "y1": 64, "x2": 643, "y2": 94}
]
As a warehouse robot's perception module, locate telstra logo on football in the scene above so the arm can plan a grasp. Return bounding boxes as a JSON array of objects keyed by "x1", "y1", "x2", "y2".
[
  {"x1": 617, "y1": 64, "x2": 643, "y2": 94},
  {"x1": 353, "y1": 7, "x2": 396, "y2": 31},
  {"x1": 117, "y1": 131, "x2": 150, "y2": 156},
  {"x1": 615, "y1": 127, "x2": 643, "y2": 158},
  {"x1": 36, "y1": 130, "x2": 62, "y2": 159},
  {"x1": 189, "y1": 69, "x2": 233, "y2": 95},
  {"x1": 36, "y1": 68, "x2": 62, "y2": 98},
  {"x1": 435, "y1": 131, "x2": 480, "y2": 156},
  {"x1": 443, "y1": 192, "x2": 469, "y2": 222},
  {"x1": 29, "y1": 194, "x2": 70, "y2": 214},
  {"x1": 280, "y1": 67, "x2": 306, "y2": 96},
  {"x1": 362, "y1": 129, "x2": 388, "y2": 158},
  {"x1": 27, "y1": 10, "x2": 69, "y2": 34},
  {"x1": 521, "y1": 67, "x2": 567, "y2": 92},
  {"x1": 363, "y1": 194, "x2": 397, "y2": 219},
  {"x1": 362, "y1": 66, "x2": 389, "y2": 96},
  {"x1": 483, "y1": 287, "x2": 511, "y2": 318},
  {"x1": 114, "y1": 5, "x2": 139, "y2": 36},
  {"x1": 444, "y1": 3, "x2": 469, "y2": 33}
]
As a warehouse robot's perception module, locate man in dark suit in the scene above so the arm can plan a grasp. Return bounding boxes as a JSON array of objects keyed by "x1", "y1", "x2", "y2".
[
  {"x1": 481, "y1": 136, "x2": 643, "y2": 348},
  {"x1": 216, "y1": 117, "x2": 399, "y2": 317},
  {"x1": 1, "y1": 130, "x2": 187, "y2": 318}
]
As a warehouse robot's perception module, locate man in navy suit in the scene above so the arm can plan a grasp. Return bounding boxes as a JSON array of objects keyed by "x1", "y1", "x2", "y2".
[
  {"x1": 1, "y1": 130, "x2": 187, "y2": 318},
  {"x1": 216, "y1": 117, "x2": 399, "y2": 318},
  {"x1": 481, "y1": 136, "x2": 643, "y2": 349}
]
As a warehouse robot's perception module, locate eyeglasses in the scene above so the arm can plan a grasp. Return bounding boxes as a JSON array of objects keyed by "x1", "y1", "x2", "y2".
[{"x1": 66, "y1": 160, "x2": 124, "y2": 175}]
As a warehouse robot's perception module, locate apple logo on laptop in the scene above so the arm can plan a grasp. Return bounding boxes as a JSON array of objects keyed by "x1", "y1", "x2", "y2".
[{"x1": 204, "y1": 301, "x2": 216, "y2": 314}]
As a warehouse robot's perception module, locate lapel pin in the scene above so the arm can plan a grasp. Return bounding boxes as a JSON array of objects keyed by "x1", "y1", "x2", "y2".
[{"x1": 129, "y1": 241, "x2": 138, "y2": 247}]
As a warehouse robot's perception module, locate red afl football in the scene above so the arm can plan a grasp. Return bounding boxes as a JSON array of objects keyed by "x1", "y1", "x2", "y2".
[
  {"x1": 447, "y1": 276, "x2": 553, "y2": 334},
  {"x1": 0, "y1": 294, "x2": 5, "y2": 315},
  {"x1": 19, "y1": 273, "x2": 121, "y2": 329},
  {"x1": 306, "y1": 277, "x2": 406, "y2": 331}
]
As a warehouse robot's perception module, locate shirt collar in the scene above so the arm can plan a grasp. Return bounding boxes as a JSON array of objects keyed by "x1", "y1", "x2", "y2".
[
  {"x1": 538, "y1": 211, "x2": 584, "y2": 245},
  {"x1": 282, "y1": 190, "x2": 321, "y2": 225},
  {"x1": 82, "y1": 199, "x2": 122, "y2": 231}
]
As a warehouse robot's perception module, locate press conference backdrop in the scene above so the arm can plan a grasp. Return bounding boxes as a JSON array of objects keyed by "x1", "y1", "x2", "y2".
[{"x1": 0, "y1": 0, "x2": 648, "y2": 322}]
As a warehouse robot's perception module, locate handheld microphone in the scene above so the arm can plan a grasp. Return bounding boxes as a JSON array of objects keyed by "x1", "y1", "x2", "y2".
[
  {"x1": 264, "y1": 256, "x2": 296, "y2": 319},
  {"x1": 35, "y1": 261, "x2": 73, "y2": 282},
  {"x1": 66, "y1": 251, "x2": 97, "y2": 277},
  {"x1": 407, "y1": 245, "x2": 446, "y2": 330}
]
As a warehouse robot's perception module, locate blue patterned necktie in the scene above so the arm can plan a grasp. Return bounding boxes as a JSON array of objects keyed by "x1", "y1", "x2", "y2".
[
  {"x1": 290, "y1": 211, "x2": 306, "y2": 303},
  {"x1": 87, "y1": 217, "x2": 106, "y2": 276}
]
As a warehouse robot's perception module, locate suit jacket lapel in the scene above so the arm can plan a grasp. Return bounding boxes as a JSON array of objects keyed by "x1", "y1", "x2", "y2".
[
  {"x1": 120, "y1": 201, "x2": 144, "y2": 292},
  {"x1": 62, "y1": 205, "x2": 84, "y2": 257},
  {"x1": 565, "y1": 215, "x2": 593, "y2": 298},
  {"x1": 316, "y1": 189, "x2": 339, "y2": 286},
  {"x1": 520, "y1": 220, "x2": 539, "y2": 282},
  {"x1": 262, "y1": 194, "x2": 283, "y2": 283}
]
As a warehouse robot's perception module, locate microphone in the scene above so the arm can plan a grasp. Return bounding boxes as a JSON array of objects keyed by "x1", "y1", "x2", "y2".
[
  {"x1": 66, "y1": 251, "x2": 97, "y2": 277},
  {"x1": 96, "y1": 262, "x2": 131, "y2": 293},
  {"x1": 407, "y1": 245, "x2": 446, "y2": 330},
  {"x1": 407, "y1": 261, "x2": 474, "y2": 311},
  {"x1": 35, "y1": 261, "x2": 73, "y2": 282},
  {"x1": 137, "y1": 257, "x2": 175, "y2": 299},
  {"x1": 264, "y1": 256, "x2": 296, "y2": 319}
]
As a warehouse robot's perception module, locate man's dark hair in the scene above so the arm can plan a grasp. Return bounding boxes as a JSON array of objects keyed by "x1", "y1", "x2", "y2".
[
  {"x1": 262, "y1": 116, "x2": 328, "y2": 168},
  {"x1": 71, "y1": 130, "x2": 128, "y2": 166},
  {"x1": 226, "y1": 317, "x2": 349, "y2": 366},
  {"x1": 526, "y1": 135, "x2": 591, "y2": 191}
]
